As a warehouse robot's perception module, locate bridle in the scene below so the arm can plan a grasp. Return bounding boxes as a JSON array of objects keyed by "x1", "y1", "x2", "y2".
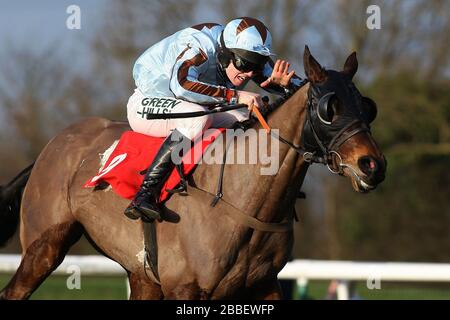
[{"x1": 267, "y1": 85, "x2": 372, "y2": 183}]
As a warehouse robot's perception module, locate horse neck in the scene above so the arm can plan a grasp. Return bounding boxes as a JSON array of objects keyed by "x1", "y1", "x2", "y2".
[
  {"x1": 251, "y1": 83, "x2": 310, "y2": 222},
  {"x1": 267, "y1": 83, "x2": 309, "y2": 150}
]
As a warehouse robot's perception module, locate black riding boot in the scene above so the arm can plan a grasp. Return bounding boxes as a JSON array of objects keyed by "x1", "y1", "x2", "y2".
[{"x1": 124, "y1": 129, "x2": 188, "y2": 222}]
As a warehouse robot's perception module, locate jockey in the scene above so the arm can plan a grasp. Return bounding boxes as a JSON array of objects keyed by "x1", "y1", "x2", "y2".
[{"x1": 125, "y1": 17, "x2": 304, "y2": 222}]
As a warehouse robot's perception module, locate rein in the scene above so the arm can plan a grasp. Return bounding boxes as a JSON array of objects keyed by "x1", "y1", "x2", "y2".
[{"x1": 145, "y1": 104, "x2": 248, "y2": 120}]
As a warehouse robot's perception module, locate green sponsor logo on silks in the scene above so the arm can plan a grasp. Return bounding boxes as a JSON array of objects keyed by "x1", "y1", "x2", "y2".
[
  {"x1": 141, "y1": 98, "x2": 182, "y2": 109},
  {"x1": 138, "y1": 98, "x2": 182, "y2": 119}
]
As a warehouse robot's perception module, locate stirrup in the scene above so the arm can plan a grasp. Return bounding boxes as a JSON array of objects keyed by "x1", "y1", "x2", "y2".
[
  {"x1": 124, "y1": 203, "x2": 162, "y2": 222},
  {"x1": 136, "y1": 205, "x2": 162, "y2": 222}
]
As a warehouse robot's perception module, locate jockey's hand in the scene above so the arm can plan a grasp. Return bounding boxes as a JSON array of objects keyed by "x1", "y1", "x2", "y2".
[
  {"x1": 260, "y1": 59, "x2": 295, "y2": 88},
  {"x1": 236, "y1": 90, "x2": 263, "y2": 110}
]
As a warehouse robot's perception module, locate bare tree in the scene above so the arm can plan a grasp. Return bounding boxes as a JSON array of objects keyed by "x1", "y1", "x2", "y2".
[
  {"x1": 311, "y1": 0, "x2": 450, "y2": 81},
  {"x1": 0, "y1": 42, "x2": 101, "y2": 159},
  {"x1": 0, "y1": 46, "x2": 70, "y2": 158}
]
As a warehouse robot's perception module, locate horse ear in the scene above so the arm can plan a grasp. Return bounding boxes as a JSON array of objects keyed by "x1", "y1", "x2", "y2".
[
  {"x1": 342, "y1": 52, "x2": 358, "y2": 79},
  {"x1": 303, "y1": 45, "x2": 327, "y2": 84}
]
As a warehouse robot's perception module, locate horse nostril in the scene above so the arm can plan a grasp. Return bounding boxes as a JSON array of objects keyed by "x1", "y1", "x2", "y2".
[{"x1": 358, "y1": 156, "x2": 378, "y2": 176}]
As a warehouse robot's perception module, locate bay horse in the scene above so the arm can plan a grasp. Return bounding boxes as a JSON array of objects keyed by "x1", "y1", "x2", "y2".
[{"x1": 0, "y1": 47, "x2": 385, "y2": 299}]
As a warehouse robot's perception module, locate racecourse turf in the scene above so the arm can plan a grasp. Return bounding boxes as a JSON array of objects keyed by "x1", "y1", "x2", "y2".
[{"x1": 1, "y1": 275, "x2": 450, "y2": 299}]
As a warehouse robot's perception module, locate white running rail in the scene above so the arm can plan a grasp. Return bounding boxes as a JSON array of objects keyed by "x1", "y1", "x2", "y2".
[{"x1": 2, "y1": 255, "x2": 450, "y2": 299}]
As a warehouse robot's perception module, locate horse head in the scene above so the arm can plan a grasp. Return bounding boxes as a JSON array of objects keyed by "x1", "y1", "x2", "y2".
[{"x1": 301, "y1": 46, "x2": 386, "y2": 192}]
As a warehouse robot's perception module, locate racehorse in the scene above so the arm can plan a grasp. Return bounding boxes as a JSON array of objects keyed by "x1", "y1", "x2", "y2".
[{"x1": 0, "y1": 47, "x2": 385, "y2": 299}]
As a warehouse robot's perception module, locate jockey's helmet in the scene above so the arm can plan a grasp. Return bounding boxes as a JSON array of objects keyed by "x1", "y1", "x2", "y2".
[{"x1": 219, "y1": 17, "x2": 274, "y2": 72}]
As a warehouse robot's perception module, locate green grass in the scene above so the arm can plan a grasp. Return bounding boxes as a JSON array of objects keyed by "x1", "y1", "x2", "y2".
[
  {"x1": 0, "y1": 274, "x2": 128, "y2": 300},
  {"x1": 293, "y1": 280, "x2": 450, "y2": 300},
  {"x1": 2, "y1": 275, "x2": 450, "y2": 300}
]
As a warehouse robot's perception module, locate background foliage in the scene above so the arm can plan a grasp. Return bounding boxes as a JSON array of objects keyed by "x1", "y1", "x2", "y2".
[{"x1": 0, "y1": 0, "x2": 449, "y2": 262}]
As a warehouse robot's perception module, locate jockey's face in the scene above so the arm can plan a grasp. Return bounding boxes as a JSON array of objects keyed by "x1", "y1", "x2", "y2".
[{"x1": 225, "y1": 60, "x2": 255, "y2": 87}]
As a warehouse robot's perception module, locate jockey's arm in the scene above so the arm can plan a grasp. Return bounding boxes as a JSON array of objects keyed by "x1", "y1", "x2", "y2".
[{"x1": 169, "y1": 46, "x2": 235, "y2": 105}]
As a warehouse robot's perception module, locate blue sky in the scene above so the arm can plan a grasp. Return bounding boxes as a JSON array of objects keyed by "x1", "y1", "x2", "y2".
[
  {"x1": 0, "y1": 1, "x2": 105, "y2": 55},
  {"x1": 0, "y1": 1, "x2": 106, "y2": 123}
]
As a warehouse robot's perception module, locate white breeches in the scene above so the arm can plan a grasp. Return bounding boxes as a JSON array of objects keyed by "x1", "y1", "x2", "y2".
[{"x1": 127, "y1": 89, "x2": 249, "y2": 140}]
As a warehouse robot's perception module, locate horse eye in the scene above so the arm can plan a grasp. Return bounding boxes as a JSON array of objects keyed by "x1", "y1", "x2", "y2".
[
  {"x1": 318, "y1": 93, "x2": 337, "y2": 124},
  {"x1": 362, "y1": 97, "x2": 377, "y2": 123}
]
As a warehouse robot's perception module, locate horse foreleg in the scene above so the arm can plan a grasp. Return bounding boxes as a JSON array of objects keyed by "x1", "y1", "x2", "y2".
[
  {"x1": 247, "y1": 279, "x2": 283, "y2": 300},
  {"x1": 128, "y1": 272, "x2": 164, "y2": 300},
  {"x1": 260, "y1": 285, "x2": 283, "y2": 300},
  {"x1": 0, "y1": 221, "x2": 83, "y2": 300}
]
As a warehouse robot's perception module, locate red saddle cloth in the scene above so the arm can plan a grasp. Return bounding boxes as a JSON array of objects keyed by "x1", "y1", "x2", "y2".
[{"x1": 84, "y1": 129, "x2": 224, "y2": 202}]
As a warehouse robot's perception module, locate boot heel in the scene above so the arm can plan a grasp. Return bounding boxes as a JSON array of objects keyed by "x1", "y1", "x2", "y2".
[{"x1": 124, "y1": 206, "x2": 141, "y2": 220}]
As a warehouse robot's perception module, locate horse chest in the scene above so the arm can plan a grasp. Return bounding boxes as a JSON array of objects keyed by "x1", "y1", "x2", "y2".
[{"x1": 245, "y1": 232, "x2": 293, "y2": 285}]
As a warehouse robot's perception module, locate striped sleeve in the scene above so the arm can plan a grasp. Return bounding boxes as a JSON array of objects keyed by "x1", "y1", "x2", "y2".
[{"x1": 170, "y1": 46, "x2": 235, "y2": 105}]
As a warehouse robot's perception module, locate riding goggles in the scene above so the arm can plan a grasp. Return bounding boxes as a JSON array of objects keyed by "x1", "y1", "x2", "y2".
[{"x1": 232, "y1": 54, "x2": 265, "y2": 73}]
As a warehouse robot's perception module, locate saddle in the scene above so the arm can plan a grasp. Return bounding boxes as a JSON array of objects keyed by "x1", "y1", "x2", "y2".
[{"x1": 84, "y1": 129, "x2": 225, "y2": 202}]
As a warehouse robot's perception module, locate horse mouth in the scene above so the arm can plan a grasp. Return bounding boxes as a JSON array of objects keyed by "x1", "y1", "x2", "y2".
[
  {"x1": 351, "y1": 175, "x2": 376, "y2": 193},
  {"x1": 340, "y1": 165, "x2": 377, "y2": 193}
]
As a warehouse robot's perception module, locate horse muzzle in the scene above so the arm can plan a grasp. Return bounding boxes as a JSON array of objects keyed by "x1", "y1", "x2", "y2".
[{"x1": 347, "y1": 155, "x2": 386, "y2": 193}]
